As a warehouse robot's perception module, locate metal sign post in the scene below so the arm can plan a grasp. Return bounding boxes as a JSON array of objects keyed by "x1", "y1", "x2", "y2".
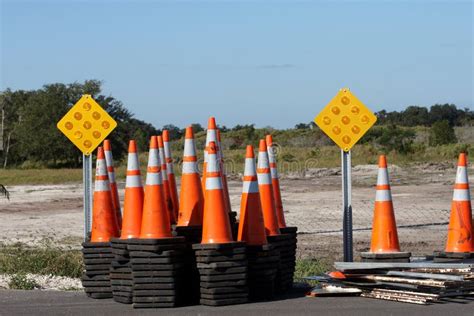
[
  {"x1": 314, "y1": 88, "x2": 376, "y2": 263},
  {"x1": 83, "y1": 154, "x2": 93, "y2": 241},
  {"x1": 341, "y1": 150, "x2": 353, "y2": 262}
]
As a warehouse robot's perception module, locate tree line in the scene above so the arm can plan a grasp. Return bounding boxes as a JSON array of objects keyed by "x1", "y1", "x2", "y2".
[{"x1": 1, "y1": 80, "x2": 472, "y2": 168}]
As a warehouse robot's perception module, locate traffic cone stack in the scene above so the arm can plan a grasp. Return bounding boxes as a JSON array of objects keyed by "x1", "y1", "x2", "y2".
[
  {"x1": 175, "y1": 126, "x2": 204, "y2": 244},
  {"x1": 258, "y1": 139, "x2": 295, "y2": 293},
  {"x1": 266, "y1": 135, "x2": 298, "y2": 282},
  {"x1": 360, "y1": 155, "x2": 411, "y2": 263},
  {"x1": 434, "y1": 153, "x2": 474, "y2": 262},
  {"x1": 103, "y1": 139, "x2": 122, "y2": 229},
  {"x1": 123, "y1": 136, "x2": 189, "y2": 308},
  {"x1": 237, "y1": 145, "x2": 278, "y2": 301},
  {"x1": 110, "y1": 140, "x2": 144, "y2": 304},
  {"x1": 82, "y1": 147, "x2": 119, "y2": 299},
  {"x1": 163, "y1": 130, "x2": 180, "y2": 222},
  {"x1": 193, "y1": 141, "x2": 249, "y2": 306},
  {"x1": 158, "y1": 135, "x2": 176, "y2": 225}
]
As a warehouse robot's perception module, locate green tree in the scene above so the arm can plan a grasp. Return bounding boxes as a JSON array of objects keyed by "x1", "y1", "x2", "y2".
[{"x1": 429, "y1": 120, "x2": 457, "y2": 146}]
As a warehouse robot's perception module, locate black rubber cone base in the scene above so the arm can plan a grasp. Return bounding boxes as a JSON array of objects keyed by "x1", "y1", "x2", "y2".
[
  {"x1": 196, "y1": 254, "x2": 246, "y2": 263},
  {"x1": 200, "y1": 298, "x2": 248, "y2": 306},
  {"x1": 200, "y1": 279, "x2": 247, "y2": 288},
  {"x1": 86, "y1": 292, "x2": 113, "y2": 299},
  {"x1": 197, "y1": 261, "x2": 247, "y2": 269},
  {"x1": 198, "y1": 267, "x2": 247, "y2": 275},
  {"x1": 360, "y1": 251, "x2": 411, "y2": 263},
  {"x1": 200, "y1": 273, "x2": 246, "y2": 282},
  {"x1": 192, "y1": 242, "x2": 245, "y2": 251}
]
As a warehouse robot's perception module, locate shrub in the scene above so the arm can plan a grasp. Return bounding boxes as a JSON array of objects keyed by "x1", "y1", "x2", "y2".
[{"x1": 429, "y1": 120, "x2": 457, "y2": 146}]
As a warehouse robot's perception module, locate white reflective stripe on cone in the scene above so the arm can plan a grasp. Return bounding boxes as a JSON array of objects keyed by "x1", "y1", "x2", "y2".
[
  {"x1": 206, "y1": 177, "x2": 223, "y2": 190},
  {"x1": 377, "y1": 168, "x2": 390, "y2": 185},
  {"x1": 270, "y1": 167, "x2": 279, "y2": 179},
  {"x1": 207, "y1": 155, "x2": 220, "y2": 172},
  {"x1": 108, "y1": 171, "x2": 116, "y2": 183},
  {"x1": 257, "y1": 152, "x2": 269, "y2": 168},
  {"x1": 184, "y1": 139, "x2": 197, "y2": 156},
  {"x1": 96, "y1": 159, "x2": 108, "y2": 176},
  {"x1": 146, "y1": 172, "x2": 163, "y2": 185},
  {"x1": 148, "y1": 149, "x2": 160, "y2": 167},
  {"x1": 126, "y1": 175, "x2": 142, "y2": 188},
  {"x1": 104, "y1": 150, "x2": 114, "y2": 168},
  {"x1": 127, "y1": 153, "x2": 140, "y2": 170},
  {"x1": 453, "y1": 189, "x2": 471, "y2": 201},
  {"x1": 267, "y1": 148, "x2": 276, "y2": 163},
  {"x1": 95, "y1": 180, "x2": 110, "y2": 192},
  {"x1": 375, "y1": 189, "x2": 392, "y2": 201},
  {"x1": 182, "y1": 162, "x2": 198, "y2": 174},
  {"x1": 161, "y1": 167, "x2": 168, "y2": 180},
  {"x1": 244, "y1": 158, "x2": 256, "y2": 176},
  {"x1": 243, "y1": 181, "x2": 259, "y2": 193},
  {"x1": 164, "y1": 142, "x2": 171, "y2": 159},
  {"x1": 455, "y1": 166, "x2": 469, "y2": 184},
  {"x1": 167, "y1": 163, "x2": 174, "y2": 174},
  {"x1": 257, "y1": 173, "x2": 272, "y2": 185}
]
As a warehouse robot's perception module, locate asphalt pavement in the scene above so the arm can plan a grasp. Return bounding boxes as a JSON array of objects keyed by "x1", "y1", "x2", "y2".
[{"x1": 1, "y1": 289, "x2": 473, "y2": 316}]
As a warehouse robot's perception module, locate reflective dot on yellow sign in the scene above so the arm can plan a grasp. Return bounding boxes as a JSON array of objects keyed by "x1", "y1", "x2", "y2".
[
  {"x1": 323, "y1": 116, "x2": 331, "y2": 125},
  {"x1": 74, "y1": 131, "x2": 82, "y2": 139},
  {"x1": 83, "y1": 140, "x2": 92, "y2": 148},
  {"x1": 65, "y1": 122, "x2": 73, "y2": 130},
  {"x1": 82, "y1": 103, "x2": 92, "y2": 111},
  {"x1": 331, "y1": 107, "x2": 340, "y2": 115},
  {"x1": 93, "y1": 131, "x2": 101, "y2": 139},
  {"x1": 92, "y1": 112, "x2": 101, "y2": 120},
  {"x1": 342, "y1": 135, "x2": 351, "y2": 144},
  {"x1": 341, "y1": 96, "x2": 350, "y2": 105},
  {"x1": 351, "y1": 106, "x2": 360, "y2": 115},
  {"x1": 341, "y1": 116, "x2": 350, "y2": 125},
  {"x1": 83, "y1": 121, "x2": 92, "y2": 129},
  {"x1": 352, "y1": 125, "x2": 361, "y2": 134},
  {"x1": 102, "y1": 121, "x2": 110, "y2": 129},
  {"x1": 333, "y1": 126, "x2": 341, "y2": 135},
  {"x1": 361, "y1": 115, "x2": 370, "y2": 124},
  {"x1": 74, "y1": 112, "x2": 82, "y2": 120}
]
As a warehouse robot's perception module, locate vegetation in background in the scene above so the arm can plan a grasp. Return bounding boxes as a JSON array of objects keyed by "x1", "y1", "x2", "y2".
[
  {"x1": 0, "y1": 242, "x2": 83, "y2": 278},
  {"x1": 430, "y1": 120, "x2": 457, "y2": 146},
  {"x1": 1, "y1": 80, "x2": 473, "y2": 170}
]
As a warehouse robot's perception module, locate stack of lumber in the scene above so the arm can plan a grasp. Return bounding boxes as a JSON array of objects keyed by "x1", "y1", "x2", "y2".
[{"x1": 306, "y1": 262, "x2": 474, "y2": 305}]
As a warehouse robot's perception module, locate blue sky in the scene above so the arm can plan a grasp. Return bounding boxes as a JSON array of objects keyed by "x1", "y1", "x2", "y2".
[{"x1": 1, "y1": 0, "x2": 473, "y2": 128}]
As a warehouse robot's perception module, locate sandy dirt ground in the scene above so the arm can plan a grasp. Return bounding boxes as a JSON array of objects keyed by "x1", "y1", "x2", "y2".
[{"x1": 1, "y1": 163, "x2": 471, "y2": 260}]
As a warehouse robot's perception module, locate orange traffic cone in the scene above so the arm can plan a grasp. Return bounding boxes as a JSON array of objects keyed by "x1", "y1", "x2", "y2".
[
  {"x1": 361, "y1": 155, "x2": 410, "y2": 262},
  {"x1": 445, "y1": 153, "x2": 474, "y2": 253},
  {"x1": 91, "y1": 147, "x2": 120, "y2": 242},
  {"x1": 103, "y1": 139, "x2": 122, "y2": 229},
  {"x1": 163, "y1": 130, "x2": 180, "y2": 221},
  {"x1": 140, "y1": 136, "x2": 172, "y2": 239},
  {"x1": 177, "y1": 126, "x2": 204, "y2": 226},
  {"x1": 257, "y1": 139, "x2": 280, "y2": 236},
  {"x1": 237, "y1": 145, "x2": 267, "y2": 246},
  {"x1": 266, "y1": 135, "x2": 286, "y2": 228},
  {"x1": 158, "y1": 135, "x2": 176, "y2": 224},
  {"x1": 201, "y1": 141, "x2": 233, "y2": 244},
  {"x1": 202, "y1": 117, "x2": 218, "y2": 191},
  {"x1": 120, "y1": 140, "x2": 144, "y2": 239},
  {"x1": 369, "y1": 155, "x2": 402, "y2": 253}
]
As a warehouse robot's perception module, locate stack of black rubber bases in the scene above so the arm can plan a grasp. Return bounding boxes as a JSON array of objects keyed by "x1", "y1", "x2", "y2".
[
  {"x1": 109, "y1": 238, "x2": 134, "y2": 304},
  {"x1": 246, "y1": 243, "x2": 279, "y2": 301},
  {"x1": 267, "y1": 229, "x2": 297, "y2": 293},
  {"x1": 193, "y1": 242, "x2": 249, "y2": 306},
  {"x1": 128, "y1": 237, "x2": 189, "y2": 308},
  {"x1": 81, "y1": 241, "x2": 114, "y2": 299}
]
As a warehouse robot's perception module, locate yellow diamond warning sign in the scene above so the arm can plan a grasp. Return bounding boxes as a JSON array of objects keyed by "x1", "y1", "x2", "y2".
[
  {"x1": 57, "y1": 95, "x2": 117, "y2": 155},
  {"x1": 314, "y1": 89, "x2": 376, "y2": 152}
]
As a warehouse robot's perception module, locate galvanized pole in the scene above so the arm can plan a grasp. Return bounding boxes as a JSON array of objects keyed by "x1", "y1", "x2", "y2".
[
  {"x1": 83, "y1": 154, "x2": 93, "y2": 241},
  {"x1": 341, "y1": 150, "x2": 353, "y2": 262}
]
